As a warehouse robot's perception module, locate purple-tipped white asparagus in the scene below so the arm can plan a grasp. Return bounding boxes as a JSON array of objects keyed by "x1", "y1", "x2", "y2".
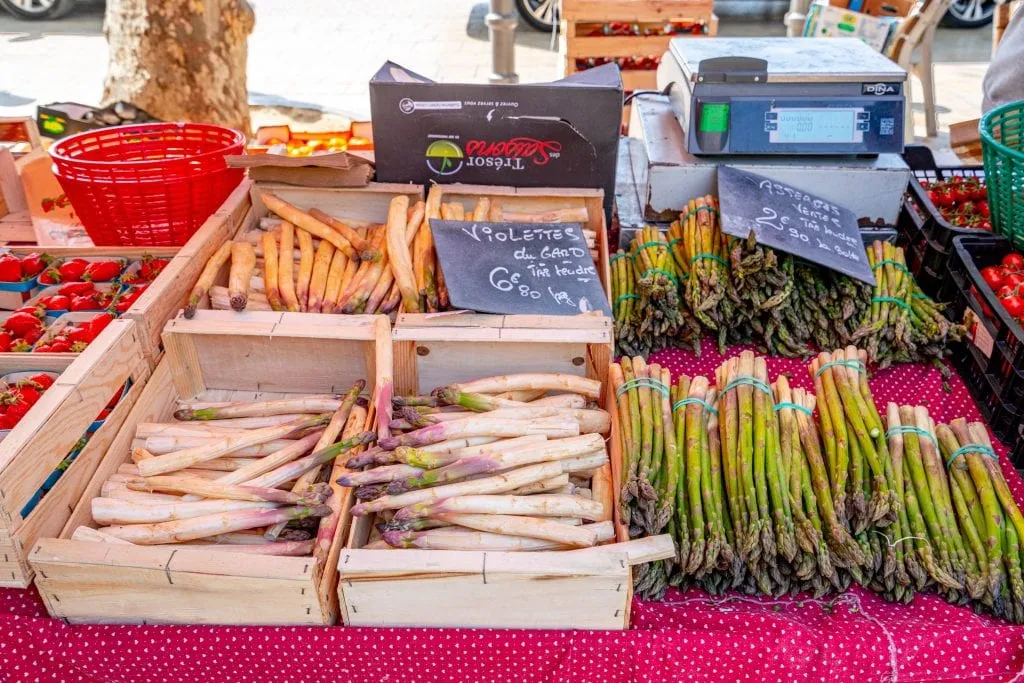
[
  {"x1": 247, "y1": 430, "x2": 376, "y2": 489},
  {"x1": 99, "y1": 505, "x2": 332, "y2": 544},
  {"x1": 386, "y1": 434, "x2": 604, "y2": 493},
  {"x1": 338, "y1": 464, "x2": 424, "y2": 487},
  {"x1": 137, "y1": 415, "x2": 332, "y2": 477},
  {"x1": 378, "y1": 417, "x2": 579, "y2": 450},
  {"x1": 216, "y1": 431, "x2": 325, "y2": 485},
  {"x1": 393, "y1": 494, "x2": 604, "y2": 521},
  {"x1": 508, "y1": 475, "x2": 571, "y2": 495},
  {"x1": 92, "y1": 497, "x2": 278, "y2": 525},
  {"x1": 394, "y1": 435, "x2": 547, "y2": 469},
  {"x1": 350, "y1": 452, "x2": 608, "y2": 516},
  {"x1": 433, "y1": 512, "x2": 601, "y2": 547},
  {"x1": 381, "y1": 521, "x2": 614, "y2": 551},
  {"x1": 126, "y1": 476, "x2": 330, "y2": 505},
  {"x1": 446, "y1": 373, "x2": 601, "y2": 399}
]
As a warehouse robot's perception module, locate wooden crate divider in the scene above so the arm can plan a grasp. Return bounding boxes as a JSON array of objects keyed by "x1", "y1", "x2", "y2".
[
  {"x1": 338, "y1": 319, "x2": 628, "y2": 630},
  {"x1": 0, "y1": 319, "x2": 151, "y2": 587},
  {"x1": 30, "y1": 313, "x2": 392, "y2": 625}
]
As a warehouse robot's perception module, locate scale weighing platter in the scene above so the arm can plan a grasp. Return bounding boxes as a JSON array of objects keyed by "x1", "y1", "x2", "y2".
[{"x1": 658, "y1": 37, "x2": 908, "y2": 156}]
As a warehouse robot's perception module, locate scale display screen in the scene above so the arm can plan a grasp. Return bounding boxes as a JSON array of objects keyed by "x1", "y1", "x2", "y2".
[{"x1": 767, "y1": 107, "x2": 865, "y2": 144}]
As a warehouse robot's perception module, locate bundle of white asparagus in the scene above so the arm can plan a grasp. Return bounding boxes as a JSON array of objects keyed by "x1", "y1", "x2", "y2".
[
  {"x1": 75, "y1": 380, "x2": 376, "y2": 562},
  {"x1": 186, "y1": 190, "x2": 599, "y2": 318},
  {"x1": 341, "y1": 372, "x2": 618, "y2": 551}
]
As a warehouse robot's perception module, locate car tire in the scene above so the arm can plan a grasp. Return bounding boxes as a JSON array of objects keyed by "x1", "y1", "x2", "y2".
[
  {"x1": 515, "y1": 0, "x2": 558, "y2": 32},
  {"x1": 943, "y1": 0, "x2": 995, "y2": 27},
  {"x1": 0, "y1": 0, "x2": 77, "y2": 20}
]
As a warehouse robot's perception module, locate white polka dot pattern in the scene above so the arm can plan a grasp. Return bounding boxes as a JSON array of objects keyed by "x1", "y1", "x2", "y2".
[{"x1": 0, "y1": 347, "x2": 1022, "y2": 682}]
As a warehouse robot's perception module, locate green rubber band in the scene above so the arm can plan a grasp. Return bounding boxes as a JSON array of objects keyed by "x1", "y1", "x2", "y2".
[
  {"x1": 672, "y1": 397, "x2": 718, "y2": 415},
  {"x1": 719, "y1": 375, "x2": 772, "y2": 397},
  {"x1": 946, "y1": 444, "x2": 998, "y2": 469},
  {"x1": 690, "y1": 253, "x2": 728, "y2": 268},
  {"x1": 872, "y1": 259, "x2": 909, "y2": 273},
  {"x1": 668, "y1": 238, "x2": 683, "y2": 248},
  {"x1": 814, "y1": 359, "x2": 868, "y2": 378},
  {"x1": 872, "y1": 296, "x2": 912, "y2": 312},
  {"x1": 632, "y1": 240, "x2": 668, "y2": 258},
  {"x1": 613, "y1": 294, "x2": 639, "y2": 312},
  {"x1": 885, "y1": 425, "x2": 937, "y2": 447},
  {"x1": 684, "y1": 205, "x2": 720, "y2": 219},
  {"x1": 641, "y1": 268, "x2": 679, "y2": 287},
  {"x1": 616, "y1": 377, "x2": 670, "y2": 398},
  {"x1": 774, "y1": 401, "x2": 812, "y2": 416},
  {"x1": 610, "y1": 253, "x2": 629, "y2": 263}
]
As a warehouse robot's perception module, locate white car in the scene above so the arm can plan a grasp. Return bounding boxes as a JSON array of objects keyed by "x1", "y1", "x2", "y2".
[{"x1": 0, "y1": 0, "x2": 78, "y2": 19}]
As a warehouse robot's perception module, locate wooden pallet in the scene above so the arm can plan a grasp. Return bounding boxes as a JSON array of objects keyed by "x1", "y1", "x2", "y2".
[
  {"x1": 339, "y1": 317, "x2": 625, "y2": 630},
  {"x1": 31, "y1": 313, "x2": 392, "y2": 624},
  {"x1": 0, "y1": 319, "x2": 150, "y2": 587}
]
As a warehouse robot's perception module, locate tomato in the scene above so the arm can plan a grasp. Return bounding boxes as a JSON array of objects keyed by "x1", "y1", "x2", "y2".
[
  {"x1": 1004, "y1": 273, "x2": 1024, "y2": 291},
  {"x1": 1001, "y1": 295, "x2": 1024, "y2": 319},
  {"x1": 981, "y1": 266, "x2": 1004, "y2": 289},
  {"x1": 1003, "y1": 253, "x2": 1024, "y2": 271}
]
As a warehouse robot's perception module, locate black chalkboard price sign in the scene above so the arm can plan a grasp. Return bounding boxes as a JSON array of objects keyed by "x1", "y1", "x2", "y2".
[
  {"x1": 717, "y1": 166, "x2": 876, "y2": 285},
  {"x1": 429, "y1": 219, "x2": 611, "y2": 316}
]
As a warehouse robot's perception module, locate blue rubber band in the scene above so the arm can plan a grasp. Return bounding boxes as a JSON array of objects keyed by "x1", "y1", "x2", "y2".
[
  {"x1": 872, "y1": 296, "x2": 912, "y2": 312},
  {"x1": 719, "y1": 375, "x2": 772, "y2": 397},
  {"x1": 774, "y1": 401, "x2": 812, "y2": 416},
  {"x1": 616, "y1": 377, "x2": 670, "y2": 398},
  {"x1": 672, "y1": 397, "x2": 718, "y2": 415},
  {"x1": 885, "y1": 425, "x2": 937, "y2": 447},
  {"x1": 814, "y1": 359, "x2": 868, "y2": 378},
  {"x1": 946, "y1": 444, "x2": 998, "y2": 469}
]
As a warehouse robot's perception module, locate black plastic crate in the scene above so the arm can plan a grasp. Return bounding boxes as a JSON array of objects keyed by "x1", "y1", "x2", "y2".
[
  {"x1": 953, "y1": 346, "x2": 1024, "y2": 445},
  {"x1": 1011, "y1": 438, "x2": 1024, "y2": 469},
  {"x1": 903, "y1": 145, "x2": 989, "y2": 249}
]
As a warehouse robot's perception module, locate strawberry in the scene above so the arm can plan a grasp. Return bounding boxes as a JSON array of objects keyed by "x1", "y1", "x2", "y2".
[
  {"x1": 43, "y1": 338, "x2": 72, "y2": 353},
  {"x1": 67, "y1": 326, "x2": 93, "y2": 344},
  {"x1": 37, "y1": 295, "x2": 70, "y2": 311},
  {"x1": 85, "y1": 312, "x2": 113, "y2": 338},
  {"x1": 82, "y1": 261, "x2": 121, "y2": 282},
  {"x1": 4, "y1": 396, "x2": 30, "y2": 422},
  {"x1": 70, "y1": 294, "x2": 99, "y2": 311},
  {"x1": 0, "y1": 331, "x2": 11, "y2": 352},
  {"x1": 70, "y1": 341, "x2": 88, "y2": 353},
  {"x1": 28, "y1": 373, "x2": 54, "y2": 389},
  {"x1": 14, "y1": 384, "x2": 42, "y2": 406},
  {"x1": 33, "y1": 342, "x2": 52, "y2": 353},
  {"x1": 21, "y1": 326, "x2": 44, "y2": 345},
  {"x1": 0, "y1": 413, "x2": 17, "y2": 430},
  {"x1": 58, "y1": 282, "x2": 94, "y2": 296},
  {"x1": 138, "y1": 256, "x2": 169, "y2": 281},
  {"x1": 19, "y1": 253, "x2": 46, "y2": 277},
  {"x1": 0, "y1": 255, "x2": 22, "y2": 282},
  {"x1": 39, "y1": 266, "x2": 61, "y2": 285},
  {"x1": 57, "y1": 259, "x2": 87, "y2": 282},
  {"x1": 3, "y1": 311, "x2": 43, "y2": 337},
  {"x1": 13, "y1": 305, "x2": 45, "y2": 318}
]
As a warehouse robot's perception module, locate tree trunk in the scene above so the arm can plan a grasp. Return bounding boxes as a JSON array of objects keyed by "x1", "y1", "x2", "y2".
[{"x1": 102, "y1": 0, "x2": 255, "y2": 135}]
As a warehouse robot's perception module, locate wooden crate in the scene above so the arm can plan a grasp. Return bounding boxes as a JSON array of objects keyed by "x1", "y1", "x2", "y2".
[
  {"x1": 190, "y1": 181, "x2": 425, "y2": 319},
  {"x1": 562, "y1": 0, "x2": 714, "y2": 21},
  {"x1": 0, "y1": 319, "x2": 150, "y2": 587},
  {"x1": 338, "y1": 318, "x2": 629, "y2": 630},
  {"x1": 30, "y1": 312, "x2": 392, "y2": 625}
]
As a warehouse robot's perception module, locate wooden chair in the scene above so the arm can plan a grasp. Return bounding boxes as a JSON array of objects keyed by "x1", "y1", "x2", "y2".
[{"x1": 888, "y1": 0, "x2": 954, "y2": 141}]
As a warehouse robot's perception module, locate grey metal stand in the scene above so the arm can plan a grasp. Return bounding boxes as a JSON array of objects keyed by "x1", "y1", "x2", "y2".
[{"x1": 487, "y1": 0, "x2": 520, "y2": 83}]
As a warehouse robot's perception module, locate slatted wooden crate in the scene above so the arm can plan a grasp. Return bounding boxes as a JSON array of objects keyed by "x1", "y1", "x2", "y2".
[
  {"x1": 30, "y1": 313, "x2": 392, "y2": 625},
  {"x1": 338, "y1": 318, "x2": 630, "y2": 629},
  {"x1": 0, "y1": 319, "x2": 150, "y2": 587}
]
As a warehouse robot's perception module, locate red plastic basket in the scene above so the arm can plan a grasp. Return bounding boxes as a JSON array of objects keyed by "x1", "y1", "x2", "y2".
[{"x1": 50, "y1": 123, "x2": 245, "y2": 247}]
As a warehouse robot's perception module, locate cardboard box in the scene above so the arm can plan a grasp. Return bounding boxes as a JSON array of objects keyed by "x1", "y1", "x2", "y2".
[
  {"x1": 804, "y1": 1, "x2": 899, "y2": 52},
  {"x1": 369, "y1": 62, "x2": 623, "y2": 218}
]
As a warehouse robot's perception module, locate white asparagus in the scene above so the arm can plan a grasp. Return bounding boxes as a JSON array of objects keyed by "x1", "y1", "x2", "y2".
[
  {"x1": 418, "y1": 408, "x2": 610, "y2": 435},
  {"x1": 508, "y1": 475, "x2": 570, "y2": 495},
  {"x1": 530, "y1": 394, "x2": 587, "y2": 409},
  {"x1": 127, "y1": 475, "x2": 328, "y2": 504},
  {"x1": 211, "y1": 286, "x2": 273, "y2": 312},
  {"x1": 101, "y1": 486, "x2": 184, "y2": 505},
  {"x1": 396, "y1": 434, "x2": 546, "y2": 469},
  {"x1": 137, "y1": 415, "x2": 329, "y2": 477},
  {"x1": 434, "y1": 512, "x2": 600, "y2": 547},
  {"x1": 215, "y1": 430, "x2": 325, "y2": 485},
  {"x1": 419, "y1": 436, "x2": 500, "y2": 454},
  {"x1": 394, "y1": 494, "x2": 604, "y2": 521},
  {"x1": 380, "y1": 417, "x2": 579, "y2": 450},
  {"x1": 383, "y1": 521, "x2": 614, "y2": 551},
  {"x1": 136, "y1": 423, "x2": 252, "y2": 439},
  {"x1": 451, "y1": 373, "x2": 601, "y2": 400},
  {"x1": 146, "y1": 435, "x2": 296, "y2": 457},
  {"x1": 71, "y1": 526, "x2": 135, "y2": 544},
  {"x1": 351, "y1": 452, "x2": 608, "y2": 515},
  {"x1": 179, "y1": 414, "x2": 318, "y2": 430},
  {"x1": 174, "y1": 397, "x2": 342, "y2": 421},
  {"x1": 178, "y1": 395, "x2": 339, "y2": 410},
  {"x1": 92, "y1": 497, "x2": 277, "y2": 525},
  {"x1": 99, "y1": 505, "x2": 331, "y2": 545},
  {"x1": 340, "y1": 464, "x2": 424, "y2": 486}
]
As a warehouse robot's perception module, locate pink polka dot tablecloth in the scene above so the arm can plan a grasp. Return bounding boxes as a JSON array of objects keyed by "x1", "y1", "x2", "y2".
[{"x1": 2, "y1": 348, "x2": 1024, "y2": 683}]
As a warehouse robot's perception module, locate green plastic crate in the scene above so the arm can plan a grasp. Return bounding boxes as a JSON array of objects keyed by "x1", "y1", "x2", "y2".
[{"x1": 981, "y1": 100, "x2": 1024, "y2": 250}]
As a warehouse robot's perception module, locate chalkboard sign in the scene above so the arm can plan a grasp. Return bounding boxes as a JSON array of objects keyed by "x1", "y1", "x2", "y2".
[
  {"x1": 429, "y1": 220, "x2": 611, "y2": 316},
  {"x1": 717, "y1": 166, "x2": 876, "y2": 285}
]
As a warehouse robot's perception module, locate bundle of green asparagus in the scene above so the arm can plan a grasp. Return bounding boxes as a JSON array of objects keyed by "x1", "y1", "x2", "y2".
[
  {"x1": 340, "y1": 373, "x2": 617, "y2": 551},
  {"x1": 613, "y1": 347, "x2": 1024, "y2": 622},
  {"x1": 611, "y1": 195, "x2": 962, "y2": 365},
  {"x1": 74, "y1": 381, "x2": 373, "y2": 565}
]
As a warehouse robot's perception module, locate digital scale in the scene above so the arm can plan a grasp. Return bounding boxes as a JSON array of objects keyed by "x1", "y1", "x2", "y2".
[{"x1": 656, "y1": 37, "x2": 908, "y2": 156}]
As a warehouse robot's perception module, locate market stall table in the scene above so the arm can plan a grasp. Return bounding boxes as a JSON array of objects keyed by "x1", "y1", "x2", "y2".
[{"x1": 2, "y1": 346, "x2": 1024, "y2": 682}]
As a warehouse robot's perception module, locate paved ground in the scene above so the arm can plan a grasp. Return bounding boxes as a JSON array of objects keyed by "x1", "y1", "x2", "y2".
[{"x1": 0, "y1": 0, "x2": 999, "y2": 142}]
